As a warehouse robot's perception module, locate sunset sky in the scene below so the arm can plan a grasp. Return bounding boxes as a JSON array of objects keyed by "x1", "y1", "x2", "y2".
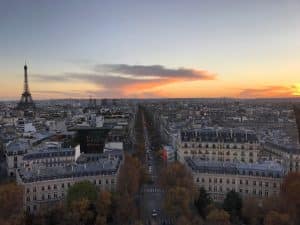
[{"x1": 0, "y1": 0, "x2": 299, "y2": 99}]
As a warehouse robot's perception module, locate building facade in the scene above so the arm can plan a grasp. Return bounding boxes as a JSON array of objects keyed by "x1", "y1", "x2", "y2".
[
  {"x1": 177, "y1": 128, "x2": 260, "y2": 163},
  {"x1": 17, "y1": 157, "x2": 122, "y2": 213},
  {"x1": 186, "y1": 157, "x2": 284, "y2": 201}
]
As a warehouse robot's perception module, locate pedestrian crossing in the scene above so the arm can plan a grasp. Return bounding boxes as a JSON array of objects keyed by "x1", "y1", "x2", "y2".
[
  {"x1": 144, "y1": 217, "x2": 175, "y2": 225},
  {"x1": 141, "y1": 187, "x2": 165, "y2": 193}
]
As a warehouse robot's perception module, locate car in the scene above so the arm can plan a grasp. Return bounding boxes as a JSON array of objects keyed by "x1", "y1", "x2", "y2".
[{"x1": 151, "y1": 209, "x2": 158, "y2": 217}]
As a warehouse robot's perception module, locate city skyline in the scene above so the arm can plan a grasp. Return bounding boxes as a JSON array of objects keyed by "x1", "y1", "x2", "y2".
[{"x1": 1, "y1": 0, "x2": 300, "y2": 100}]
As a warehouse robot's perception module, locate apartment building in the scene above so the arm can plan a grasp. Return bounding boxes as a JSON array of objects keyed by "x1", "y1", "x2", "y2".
[
  {"x1": 186, "y1": 157, "x2": 284, "y2": 201},
  {"x1": 177, "y1": 127, "x2": 260, "y2": 163},
  {"x1": 17, "y1": 157, "x2": 122, "y2": 213}
]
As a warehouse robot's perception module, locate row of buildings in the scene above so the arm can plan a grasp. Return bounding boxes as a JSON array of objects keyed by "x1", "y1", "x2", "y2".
[
  {"x1": 144, "y1": 99, "x2": 300, "y2": 201},
  {"x1": 0, "y1": 100, "x2": 136, "y2": 212}
]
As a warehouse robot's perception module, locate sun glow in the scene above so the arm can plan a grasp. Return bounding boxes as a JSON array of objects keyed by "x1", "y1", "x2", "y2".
[{"x1": 293, "y1": 84, "x2": 300, "y2": 96}]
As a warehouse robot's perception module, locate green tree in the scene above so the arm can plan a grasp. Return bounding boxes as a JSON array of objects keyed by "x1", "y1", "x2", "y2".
[
  {"x1": 195, "y1": 187, "x2": 212, "y2": 218},
  {"x1": 66, "y1": 181, "x2": 98, "y2": 207},
  {"x1": 223, "y1": 190, "x2": 242, "y2": 222}
]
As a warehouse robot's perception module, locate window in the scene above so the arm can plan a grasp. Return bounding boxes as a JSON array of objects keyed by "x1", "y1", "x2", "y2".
[
  {"x1": 265, "y1": 182, "x2": 269, "y2": 187},
  {"x1": 48, "y1": 185, "x2": 51, "y2": 190},
  {"x1": 209, "y1": 178, "x2": 212, "y2": 183},
  {"x1": 54, "y1": 184, "x2": 57, "y2": 190},
  {"x1": 41, "y1": 186, "x2": 45, "y2": 191},
  {"x1": 253, "y1": 181, "x2": 256, "y2": 186},
  {"x1": 106, "y1": 180, "x2": 109, "y2": 184},
  {"x1": 232, "y1": 179, "x2": 235, "y2": 184},
  {"x1": 26, "y1": 188, "x2": 30, "y2": 193},
  {"x1": 99, "y1": 180, "x2": 102, "y2": 185},
  {"x1": 61, "y1": 183, "x2": 65, "y2": 188},
  {"x1": 240, "y1": 180, "x2": 243, "y2": 185},
  {"x1": 273, "y1": 183, "x2": 277, "y2": 188},
  {"x1": 201, "y1": 178, "x2": 205, "y2": 183},
  {"x1": 196, "y1": 178, "x2": 200, "y2": 183}
]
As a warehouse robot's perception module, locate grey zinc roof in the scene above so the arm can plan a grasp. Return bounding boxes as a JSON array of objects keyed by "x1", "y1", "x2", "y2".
[
  {"x1": 181, "y1": 127, "x2": 258, "y2": 143},
  {"x1": 23, "y1": 148, "x2": 75, "y2": 160},
  {"x1": 18, "y1": 158, "x2": 121, "y2": 183},
  {"x1": 6, "y1": 140, "x2": 30, "y2": 154},
  {"x1": 186, "y1": 157, "x2": 285, "y2": 178}
]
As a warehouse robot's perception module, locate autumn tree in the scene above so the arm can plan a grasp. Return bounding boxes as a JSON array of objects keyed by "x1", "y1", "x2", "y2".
[
  {"x1": 66, "y1": 198, "x2": 95, "y2": 225},
  {"x1": 117, "y1": 154, "x2": 145, "y2": 196},
  {"x1": 280, "y1": 172, "x2": 300, "y2": 223},
  {"x1": 241, "y1": 197, "x2": 264, "y2": 225},
  {"x1": 0, "y1": 182, "x2": 24, "y2": 225},
  {"x1": 114, "y1": 192, "x2": 138, "y2": 225},
  {"x1": 159, "y1": 162, "x2": 194, "y2": 192},
  {"x1": 264, "y1": 211, "x2": 291, "y2": 225},
  {"x1": 95, "y1": 191, "x2": 112, "y2": 225},
  {"x1": 164, "y1": 186, "x2": 191, "y2": 218},
  {"x1": 206, "y1": 208, "x2": 231, "y2": 225}
]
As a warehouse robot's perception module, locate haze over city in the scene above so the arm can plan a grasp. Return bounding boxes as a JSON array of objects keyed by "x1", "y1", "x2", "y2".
[{"x1": 1, "y1": 0, "x2": 300, "y2": 100}]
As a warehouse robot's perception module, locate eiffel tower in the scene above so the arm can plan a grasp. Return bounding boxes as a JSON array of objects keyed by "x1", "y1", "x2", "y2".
[{"x1": 17, "y1": 63, "x2": 35, "y2": 110}]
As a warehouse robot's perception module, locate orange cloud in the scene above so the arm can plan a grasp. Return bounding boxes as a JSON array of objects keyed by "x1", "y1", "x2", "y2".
[{"x1": 239, "y1": 85, "x2": 298, "y2": 98}]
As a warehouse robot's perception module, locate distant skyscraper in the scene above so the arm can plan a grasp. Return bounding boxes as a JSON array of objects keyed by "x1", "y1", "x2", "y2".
[
  {"x1": 17, "y1": 63, "x2": 35, "y2": 110},
  {"x1": 293, "y1": 105, "x2": 300, "y2": 143}
]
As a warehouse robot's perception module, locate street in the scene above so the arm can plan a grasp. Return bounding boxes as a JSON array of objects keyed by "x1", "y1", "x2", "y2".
[{"x1": 140, "y1": 113, "x2": 174, "y2": 225}]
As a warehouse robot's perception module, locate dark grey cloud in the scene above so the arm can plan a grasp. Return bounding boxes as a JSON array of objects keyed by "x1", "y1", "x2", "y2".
[
  {"x1": 32, "y1": 64, "x2": 216, "y2": 97},
  {"x1": 96, "y1": 64, "x2": 215, "y2": 79}
]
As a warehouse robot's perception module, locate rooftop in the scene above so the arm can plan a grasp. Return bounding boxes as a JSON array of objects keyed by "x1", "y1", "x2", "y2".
[
  {"x1": 18, "y1": 158, "x2": 121, "y2": 183},
  {"x1": 186, "y1": 157, "x2": 285, "y2": 178},
  {"x1": 181, "y1": 127, "x2": 258, "y2": 143}
]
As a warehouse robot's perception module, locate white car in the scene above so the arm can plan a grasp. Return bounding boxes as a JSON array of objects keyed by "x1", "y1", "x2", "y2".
[{"x1": 151, "y1": 209, "x2": 158, "y2": 217}]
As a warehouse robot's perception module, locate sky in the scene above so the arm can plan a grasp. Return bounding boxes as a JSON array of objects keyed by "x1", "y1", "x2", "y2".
[{"x1": 0, "y1": 0, "x2": 300, "y2": 100}]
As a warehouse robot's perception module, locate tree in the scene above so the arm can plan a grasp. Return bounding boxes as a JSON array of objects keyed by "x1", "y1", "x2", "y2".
[
  {"x1": 280, "y1": 172, "x2": 300, "y2": 223},
  {"x1": 195, "y1": 187, "x2": 212, "y2": 218},
  {"x1": 95, "y1": 191, "x2": 112, "y2": 225},
  {"x1": 159, "y1": 162, "x2": 194, "y2": 192},
  {"x1": 223, "y1": 190, "x2": 242, "y2": 222},
  {"x1": 264, "y1": 211, "x2": 290, "y2": 225},
  {"x1": 0, "y1": 182, "x2": 24, "y2": 225},
  {"x1": 164, "y1": 186, "x2": 191, "y2": 218},
  {"x1": 66, "y1": 198, "x2": 95, "y2": 225},
  {"x1": 114, "y1": 192, "x2": 138, "y2": 225},
  {"x1": 117, "y1": 154, "x2": 144, "y2": 196},
  {"x1": 242, "y1": 197, "x2": 263, "y2": 225},
  {"x1": 206, "y1": 209, "x2": 231, "y2": 225},
  {"x1": 66, "y1": 181, "x2": 98, "y2": 207}
]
